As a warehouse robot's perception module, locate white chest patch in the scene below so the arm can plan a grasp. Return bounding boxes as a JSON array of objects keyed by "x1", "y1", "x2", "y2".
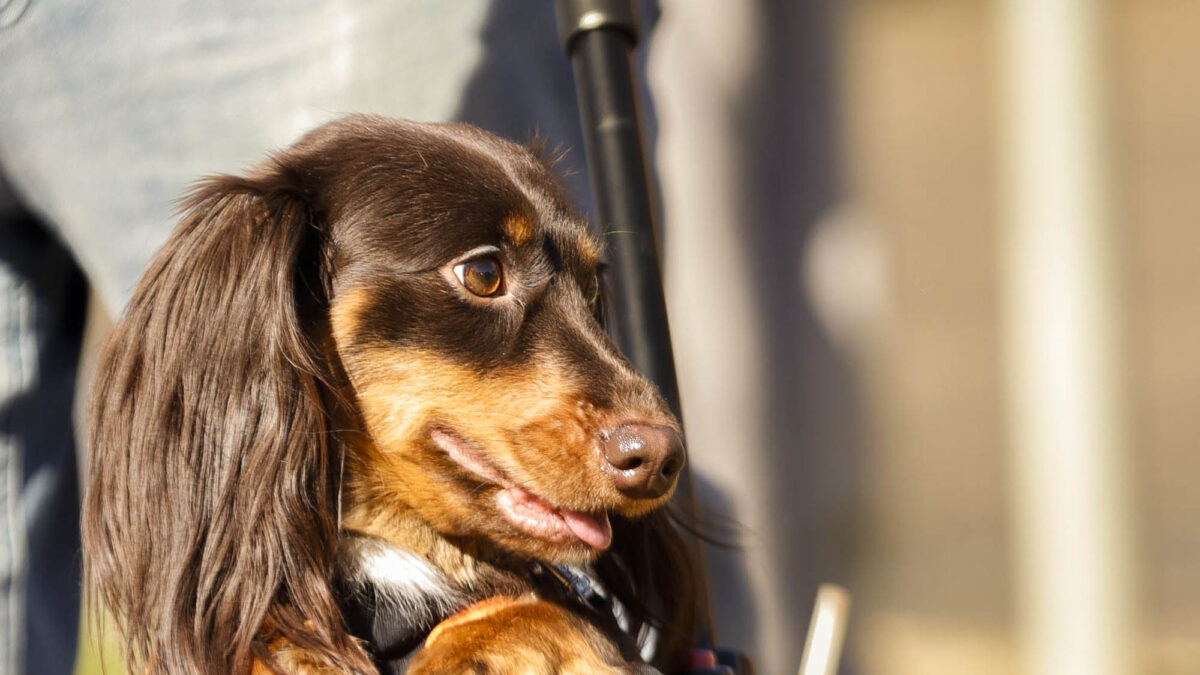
[{"x1": 340, "y1": 537, "x2": 467, "y2": 630}]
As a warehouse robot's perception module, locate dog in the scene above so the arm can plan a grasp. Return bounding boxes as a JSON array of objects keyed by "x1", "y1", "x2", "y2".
[{"x1": 82, "y1": 115, "x2": 703, "y2": 674}]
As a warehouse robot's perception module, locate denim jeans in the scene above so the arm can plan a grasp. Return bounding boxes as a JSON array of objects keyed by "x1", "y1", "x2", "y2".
[{"x1": 0, "y1": 1, "x2": 600, "y2": 672}]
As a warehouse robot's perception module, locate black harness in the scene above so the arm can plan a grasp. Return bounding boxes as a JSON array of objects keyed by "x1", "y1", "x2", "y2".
[
  {"x1": 339, "y1": 561, "x2": 645, "y2": 674},
  {"x1": 338, "y1": 582, "x2": 431, "y2": 674}
]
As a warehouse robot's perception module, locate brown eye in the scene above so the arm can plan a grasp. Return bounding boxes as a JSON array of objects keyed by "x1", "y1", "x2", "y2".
[{"x1": 453, "y1": 256, "x2": 504, "y2": 297}]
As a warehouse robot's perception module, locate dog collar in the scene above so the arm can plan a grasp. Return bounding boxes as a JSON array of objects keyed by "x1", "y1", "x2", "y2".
[
  {"x1": 339, "y1": 562, "x2": 645, "y2": 673},
  {"x1": 527, "y1": 561, "x2": 649, "y2": 665}
]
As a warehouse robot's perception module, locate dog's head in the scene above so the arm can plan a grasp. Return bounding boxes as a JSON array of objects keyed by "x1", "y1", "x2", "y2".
[
  {"x1": 84, "y1": 116, "x2": 699, "y2": 673},
  {"x1": 318, "y1": 121, "x2": 684, "y2": 563}
]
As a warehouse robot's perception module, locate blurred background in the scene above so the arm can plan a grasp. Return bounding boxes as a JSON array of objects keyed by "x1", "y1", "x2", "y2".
[
  {"x1": 651, "y1": 1, "x2": 1198, "y2": 674},
  {"x1": 0, "y1": 1, "x2": 1193, "y2": 674}
]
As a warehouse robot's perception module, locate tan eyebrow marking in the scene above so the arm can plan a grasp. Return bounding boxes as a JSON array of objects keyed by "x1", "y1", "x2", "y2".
[
  {"x1": 330, "y1": 286, "x2": 372, "y2": 347},
  {"x1": 501, "y1": 213, "x2": 534, "y2": 246},
  {"x1": 578, "y1": 234, "x2": 601, "y2": 267}
]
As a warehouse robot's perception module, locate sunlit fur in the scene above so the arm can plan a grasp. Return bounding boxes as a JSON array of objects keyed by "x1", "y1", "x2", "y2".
[
  {"x1": 83, "y1": 115, "x2": 704, "y2": 674},
  {"x1": 410, "y1": 595, "x2": 636, "y2": 674}
]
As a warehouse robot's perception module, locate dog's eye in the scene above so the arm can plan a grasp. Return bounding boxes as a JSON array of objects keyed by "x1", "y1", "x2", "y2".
[{"x1": 453, "y1": 257, "x2": 504, "y2": 297}]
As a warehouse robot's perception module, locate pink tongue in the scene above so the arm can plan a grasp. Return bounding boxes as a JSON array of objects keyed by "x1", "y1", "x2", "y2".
[{"x1": 561, "y1": 509, "x2": 613, "y2": 550}]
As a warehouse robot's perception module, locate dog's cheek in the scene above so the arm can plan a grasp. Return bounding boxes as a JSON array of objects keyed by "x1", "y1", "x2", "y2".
[
  {"x1": 338, "y1": 343, "x2": 653, "y2": 519},
  {"x1": 346, "y1": 348, "x2": 571, "y2": 449},
  {"x1": 342, "y1": 445, "x2": 494, "y2": 541},
  {"x1": 487, "y1": 401, "x2": 614, "y2": 507}
]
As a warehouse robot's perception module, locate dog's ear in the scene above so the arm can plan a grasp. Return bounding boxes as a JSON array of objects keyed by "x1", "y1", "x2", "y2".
[{"x1": 82, "y1": 162, "x2": 370, "y2": 673}]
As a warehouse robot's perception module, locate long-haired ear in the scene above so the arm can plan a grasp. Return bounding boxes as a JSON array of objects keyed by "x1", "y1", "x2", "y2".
[{"x1": 82, "y1": 165, "x2": 371, "y2": 673}]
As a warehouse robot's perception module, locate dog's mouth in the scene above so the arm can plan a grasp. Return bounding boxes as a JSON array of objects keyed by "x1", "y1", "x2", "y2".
[{"x1": 430, "y1": 428, "x2": 613, "y2": 551}]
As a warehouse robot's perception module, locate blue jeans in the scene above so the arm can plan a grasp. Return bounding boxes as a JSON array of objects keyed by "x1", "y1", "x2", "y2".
[{"x1": 0, "y1": 1, "x2": 609, "y2": 671}]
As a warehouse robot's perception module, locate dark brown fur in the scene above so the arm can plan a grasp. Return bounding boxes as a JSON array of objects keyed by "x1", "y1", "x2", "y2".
[{"x1": 83, "y1": 115, "x2": 703, "y2": 674}]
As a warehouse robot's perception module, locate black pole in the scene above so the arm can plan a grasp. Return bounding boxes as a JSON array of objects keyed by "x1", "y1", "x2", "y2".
[{"x1": 554, "y1": 0, "x2": 682, "y2": 420}]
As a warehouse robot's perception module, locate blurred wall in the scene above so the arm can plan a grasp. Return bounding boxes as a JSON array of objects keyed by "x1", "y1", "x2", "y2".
[
  {"x1": 1115, "y1": 1, "x2": 1200, "y2": 670},
  {"x1": 842, "y1": 1, "x2": 1013, "y2": 672},
  {"x1": 653, "y1": 0, "x2": 1200, "y2": 673},
  {"x1": 652, "y1": 1, "x2": 857, "y2": 674}
]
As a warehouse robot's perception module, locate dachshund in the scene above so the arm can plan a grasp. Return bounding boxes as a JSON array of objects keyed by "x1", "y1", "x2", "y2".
[{"x1": 82, "y1": 115, "x2": 704, "y2": 674}]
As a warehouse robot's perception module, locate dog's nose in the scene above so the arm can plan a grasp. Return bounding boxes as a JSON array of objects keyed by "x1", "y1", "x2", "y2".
[{"x1": 601, "y1": 424, "x2": 685, "y2": 500}]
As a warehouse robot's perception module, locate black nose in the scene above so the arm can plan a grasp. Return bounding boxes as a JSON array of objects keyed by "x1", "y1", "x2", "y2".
[{"x1": 601, "y1": 424, "x2": 685, "y2": 500}]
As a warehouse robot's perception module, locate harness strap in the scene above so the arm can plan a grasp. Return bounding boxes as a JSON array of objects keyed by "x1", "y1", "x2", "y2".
[
  {"x1": 338, "y1": 583, "x2": 436, "y2": 675},
  {"x1": 527, "y1": 561, "x2": 646, "y2": 663},
  {"x1": 339, "y1": 562, "x2": 641, "y2": 673}
]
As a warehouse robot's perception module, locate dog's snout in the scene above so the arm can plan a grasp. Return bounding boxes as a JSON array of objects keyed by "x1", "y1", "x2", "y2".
[{"x1": 601, "y1": 424, "x2": 684, "y2": 500}]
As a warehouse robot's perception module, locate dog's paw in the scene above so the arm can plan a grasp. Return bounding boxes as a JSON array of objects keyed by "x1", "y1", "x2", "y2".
[{"x1": 407, "y1": 595, "x2": 652, "y2": 675}]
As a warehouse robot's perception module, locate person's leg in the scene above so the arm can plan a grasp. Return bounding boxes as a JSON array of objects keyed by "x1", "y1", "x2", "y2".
[
  {"x1": 0, "y1": 173, "x2": 86, "y2": 675},
  {"x1": 0, "y1": 0, "x2": 590, "y2": 314}
]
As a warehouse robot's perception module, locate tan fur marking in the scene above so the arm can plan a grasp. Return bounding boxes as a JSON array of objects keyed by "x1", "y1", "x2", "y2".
[
  {"x1": 425, "y1": 595, "x2": 526, "y2": 648},
  {"x1": 329, "y1": 286, "x2": 372, "y2": 347},
  {"x1": 578, "y1": 233, "x2": 601, "y2": 266},
  {"x1": 408, "y1": 597, "x2": 626, "y2": 674},
  {"x1": 501, "y1": 213, "x2": 534, "y2": 246},
  {"x1": 345, "y1": 348, "x2": 615, "y2": 508},
  {"x1": 333, "y1": 343, "x2": 674, "y2": 563},
  {"x1": 251, "y1": 639, "x2": 359, "y2": 675}
]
